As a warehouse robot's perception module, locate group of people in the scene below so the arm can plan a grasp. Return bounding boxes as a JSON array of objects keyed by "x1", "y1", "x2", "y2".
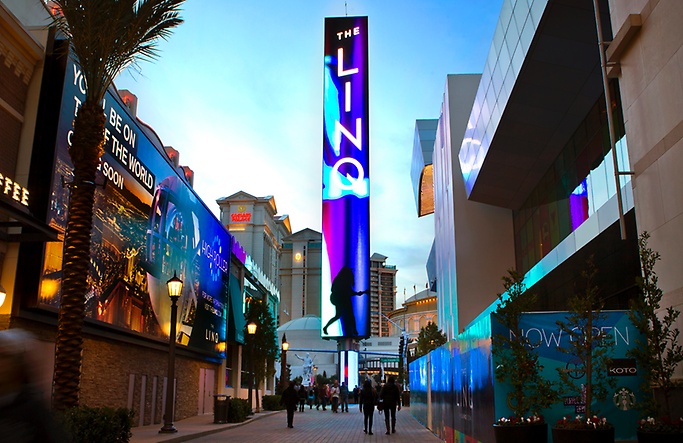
[
  {"x1": 281, "y1": 376, "x2": 402, "y2": 435},
  {"x1": 280, "y1": 380, "x2": 351, "y2": 418}
]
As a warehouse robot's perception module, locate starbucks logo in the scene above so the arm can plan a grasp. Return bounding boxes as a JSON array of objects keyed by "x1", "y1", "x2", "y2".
[{"x1": 612, "y1": 387, "x2": 636, "y2": 411}]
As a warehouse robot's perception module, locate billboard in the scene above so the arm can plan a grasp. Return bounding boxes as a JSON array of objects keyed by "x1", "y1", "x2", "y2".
[
  {"x1": 491, "y1": 311, "x2": 643, "y2": 441},
  {"x1": 321, "y1": 16, "x2": 370, "y2": 339},
  {"x1": 38, "y1": 57, "x2": 231, "y2": 356}
]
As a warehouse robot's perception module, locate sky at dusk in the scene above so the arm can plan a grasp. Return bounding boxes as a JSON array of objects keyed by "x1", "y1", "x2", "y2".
[{"x1": 114, "y1": 0, "x2": 503, "y2": 304}]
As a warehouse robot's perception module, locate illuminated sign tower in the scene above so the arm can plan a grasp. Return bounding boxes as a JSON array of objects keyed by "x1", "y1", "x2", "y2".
[{"x1": 321, "y1": 15, "x2": 370, "y2": 352}]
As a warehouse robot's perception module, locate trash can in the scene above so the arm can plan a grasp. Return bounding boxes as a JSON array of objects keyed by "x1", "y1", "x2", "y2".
[
  {"x1": 402, "y1": 390, "x2": 410, "y2": 407},
  {"x1": 214, "y1": 395, "x2": 230, "y2": 424}
]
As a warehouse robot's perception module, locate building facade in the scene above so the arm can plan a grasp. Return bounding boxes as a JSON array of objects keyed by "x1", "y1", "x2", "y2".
[
  {"x1": 369, "y1": 253, "x2": 397, "y2": 337},
  {"x1": 0, "y1": 1, "x2": 260, "y2": 426},
  {"x1": 278, "y1": 228, "x2": 322, "y2": 325},
  {"x1": 388, "y1": 288, "x2": 438, "y2": 358},
  {"x1": 410, "y1": 0, "x2": 683, "y2": 440},
  {"x1": 217, "y1": 191, "x2": 291, "y2": 292}
]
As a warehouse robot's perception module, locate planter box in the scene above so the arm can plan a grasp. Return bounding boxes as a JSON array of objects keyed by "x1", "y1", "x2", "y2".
[
  {"x1": 636, "y1": 430, "x2": 683, "y2": 443},
  {"x1": 551, "y1": 427, "x2": 615, "y2": 443},
  {"x1": 494, "y1": 423, "x2": 548, "y2": 443}
]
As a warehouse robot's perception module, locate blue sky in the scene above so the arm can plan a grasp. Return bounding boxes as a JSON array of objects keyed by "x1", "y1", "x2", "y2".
[{"x1": 114, "y1": 0, "x2": 503, "y2": 303}]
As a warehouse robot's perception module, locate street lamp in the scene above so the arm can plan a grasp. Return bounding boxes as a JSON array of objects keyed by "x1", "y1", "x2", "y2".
[
  {"x1": 281, "y1": 333, "x2": 289, "y2": 387},
  {"x1": 246, "y1": 321, "x2": 257, "y2": 413},
  {"x1": 160, "y1": 271, "x2": 183, "y2": 434}
]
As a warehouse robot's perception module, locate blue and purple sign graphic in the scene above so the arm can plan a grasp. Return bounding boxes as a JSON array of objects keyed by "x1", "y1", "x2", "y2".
[
  {"x1": 321, "y1": 17, "x2": 370, "y2": 339},
  {"x1": 38, "y1": 57, "x2": 231, "y2": 356}
]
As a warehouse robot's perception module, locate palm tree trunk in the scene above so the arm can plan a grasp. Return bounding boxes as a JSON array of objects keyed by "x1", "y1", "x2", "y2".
[{"x1": 53, "y1": 100, "x2": 105, "y2": 411}]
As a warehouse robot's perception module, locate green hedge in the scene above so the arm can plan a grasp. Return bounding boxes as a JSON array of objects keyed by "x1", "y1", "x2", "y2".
[
  {"x1": 62, "y1": 406, "x2": 134, "y2": 443},
  {"x1": 262, "y1": 395, "x2": 284, "y2": 411},
  {"x1": 228, "y1": 398, "x2": 250, "y2": 423}
]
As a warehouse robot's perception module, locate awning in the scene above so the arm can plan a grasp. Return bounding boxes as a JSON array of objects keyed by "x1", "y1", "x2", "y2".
[
  {"x1": 227, "y1": 274, "x2": 245, "y2": 345},
  {"x1": 0, "y1": 199, "x2": 59, "y2": 242}
]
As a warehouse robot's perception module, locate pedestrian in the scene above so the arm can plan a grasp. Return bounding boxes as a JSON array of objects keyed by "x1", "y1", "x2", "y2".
[
  {"x1": 330, "y1": 380, "x2": 340, "y2": 412},
  {"x1": 0, "y1": 329, "x2": 70, "y2": 442},
  {"x1": 359, "y1": 379, "x2": 378, "y2": 435},
  {"x1": 340, "y1": 381, "x2": 349, "y2": 412},
  {"x1": 307, "y1": 386, "x2": 315, "y2": 409},
  {"x1": 319, "y1": 383, "x2": 329, "y2": 411},
  {"x1": 280, "y1": 381, "x2": 299, "y2": 428},
  {"x1": 353, "y1": 385, "x2": 359, "y2": 404},
  {"x1": 298, "y1": 383, "x2": 307, "y2": 412},
  {"x1": 313, "y1": 384, "x2": 320, "y2": 410},
  {"x1": 379, "y1": 376, "x2": 401, "y2": 434}
]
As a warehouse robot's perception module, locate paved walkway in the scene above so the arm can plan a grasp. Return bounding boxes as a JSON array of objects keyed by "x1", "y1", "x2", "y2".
[{"x1": 130, "y1": 406, "x2": 443, "y2": 443}]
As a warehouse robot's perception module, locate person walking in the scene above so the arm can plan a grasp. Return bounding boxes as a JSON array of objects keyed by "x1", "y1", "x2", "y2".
[
  {"x1": 329, "y1": 380, "x2": 340, "y2": 412},
  {"x1": 298, "y1": 383, "x2": 307, "y2": 412},
  {"x1": 340, "y1": 381, "x2": 349, "y2": 412},
  {"x1": 280, "y1": 381, "x2": 299, "y2": 428},
  {"x1": 307, "y1": 385, "x2": 315, "y2": 409},
  {"x1": 359, "y1": 379, "x2": 378, "y2": 435},
  {"x1": 0, "y1": 329, "x2": 70, "y2": 442},
  {"x1": 379, "y1": 376, "x2": 401, "y2": 434},
  {"x1": 353, "y1": 385, "x2": 359, "y2": 404},
  {"x1": 313, "y1": 384, "x2": 320, "y2": 410},
  {"x1": 320, "y1": 383, "x2": 329, "y2": 411}
]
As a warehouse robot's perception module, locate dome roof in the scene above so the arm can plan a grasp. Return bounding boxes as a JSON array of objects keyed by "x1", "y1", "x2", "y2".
[{"x1": 279, "y1": 314, "x2": 321, "y2": 332}]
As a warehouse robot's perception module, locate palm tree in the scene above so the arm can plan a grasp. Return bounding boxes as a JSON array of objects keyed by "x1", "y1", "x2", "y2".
[{"x1": 45, "y1": 0, "x2": 185, "y2": 411}]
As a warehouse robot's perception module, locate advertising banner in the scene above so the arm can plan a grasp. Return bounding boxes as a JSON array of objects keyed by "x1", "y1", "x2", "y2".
[
  {"x1": 491, "y1": 310, "x2": 643, "y2": 440},
  {"x1": 39, "y1": 57, "x2": 231, "y2": 356},
  {"x1": 321, "y1": 16, "x2": 370, "y2": 339}
]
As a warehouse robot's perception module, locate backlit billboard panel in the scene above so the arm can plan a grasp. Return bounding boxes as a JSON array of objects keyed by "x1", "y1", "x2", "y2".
[
  {"x1": 38, "y1": 57, "x2": 231, "y2": 356},
  {"x1": 321, "y1": 16, "x2": 370, "y2": 339}
]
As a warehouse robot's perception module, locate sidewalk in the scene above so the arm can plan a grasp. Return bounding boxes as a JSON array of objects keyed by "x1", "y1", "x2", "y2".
[
  {"x1": 130, "y1": 410, "x2": 280, "y2": 443},
  {"x1": 130, "y1": 406, "x2": 443, "y2": 443}
]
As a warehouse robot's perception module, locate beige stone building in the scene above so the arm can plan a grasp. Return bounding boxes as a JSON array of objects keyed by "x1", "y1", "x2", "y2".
[{"x1": 278, "y1": 228, "x2": 322, "y2": 326}]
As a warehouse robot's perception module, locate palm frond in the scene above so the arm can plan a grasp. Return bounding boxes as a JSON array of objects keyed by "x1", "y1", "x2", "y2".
[{"x1": 45, "y1": 0, "x2": 184, "y2": 103}]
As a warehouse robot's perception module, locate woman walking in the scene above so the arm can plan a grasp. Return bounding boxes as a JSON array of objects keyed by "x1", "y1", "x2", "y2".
[
  {"x1": 379, "y1": 376, "x2": 401, "y2": 434},
  {"x1": 359, "y1": 380, "x2": 378, "y2": 435}
]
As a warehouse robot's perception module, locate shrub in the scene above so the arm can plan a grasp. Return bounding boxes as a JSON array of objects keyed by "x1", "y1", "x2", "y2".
[
  {"x1": 262, "y1": 395, "x2": 284, "y2": 411},
  {"x1": 228, "y1": 398, "x2": 250, "y2": 423},
  {"x1": 61, "y1": 406, "x2": 134, "y2": 443}
]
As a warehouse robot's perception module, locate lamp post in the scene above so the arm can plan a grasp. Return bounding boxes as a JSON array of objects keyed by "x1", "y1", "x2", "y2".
[
  {"x1": 246, "y1": 321, "x2": 257, "y2": 413},
  {"x1": 281, "y1": 333, "x2": 289, "y2": 388},
  {"x1": 160, "y1": 271, "x2": 183, "y2": 434}
]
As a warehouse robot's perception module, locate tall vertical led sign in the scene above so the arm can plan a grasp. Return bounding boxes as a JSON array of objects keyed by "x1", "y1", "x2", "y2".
[{"x1": 321, "y1": 17, "x2": 370, "y2": 339}]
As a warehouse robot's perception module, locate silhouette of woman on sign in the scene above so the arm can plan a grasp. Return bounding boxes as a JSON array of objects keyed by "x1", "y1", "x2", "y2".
[{"x1": 323, "y1": 266, "x2": 367, "y2": 336}]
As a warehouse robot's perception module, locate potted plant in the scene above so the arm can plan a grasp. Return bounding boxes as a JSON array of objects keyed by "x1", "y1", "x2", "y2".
[
  {"x1": 552, "y1": 257, "x2": 616, "y2": 443},
  {"x1": 491, "y1": 270, "x2": 558, "y2": 443},
  {"x1": 627, "y1": 232, "x2": 683, "y2": 443}
]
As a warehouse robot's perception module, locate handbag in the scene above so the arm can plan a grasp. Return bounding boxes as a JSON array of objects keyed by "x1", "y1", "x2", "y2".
[{"x1": 376, "y1": 398, "x2": 384, "y2": 411}]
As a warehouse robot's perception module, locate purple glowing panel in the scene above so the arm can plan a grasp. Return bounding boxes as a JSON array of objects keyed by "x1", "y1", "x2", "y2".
[
  {"x1": 569, "y1": 178, "x2": 589, "y2": 231},
  {"x1": 321, "y1": 16, "x2": 370, "y2": 339}
]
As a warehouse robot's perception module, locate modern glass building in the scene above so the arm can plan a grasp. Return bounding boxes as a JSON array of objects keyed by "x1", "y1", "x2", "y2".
[{"x1": 412, "y1": 0, "x2": 683, "y2": 438}]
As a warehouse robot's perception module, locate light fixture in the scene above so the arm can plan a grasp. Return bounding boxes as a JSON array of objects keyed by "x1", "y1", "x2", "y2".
[
  {"x1": 294, "y1": 252, "x2": 302, "y2": 262},
  {"x1": 280, "y1": 333, "x2": 289, "y2": 386},
  {"x1": 0, "y1": 282, "x2": 6, "y2": 309},
  {"x1": 166, "y1": 271, "x2": 183, "y2": 300},
  {"x1": 160, "y1": 271, "x2": 183, "y2": 434},
  {"x1": 247, "y1": 322, "x2": 257, "y2": 335}
]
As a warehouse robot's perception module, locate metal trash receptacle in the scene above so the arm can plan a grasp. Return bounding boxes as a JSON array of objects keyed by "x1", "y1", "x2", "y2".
[
  {"x1": 402, "y1": 391, "x2": 410, "y2": 407},
  {"x1": 214, "y1": 395, "x2": 230, "y2": 423}
]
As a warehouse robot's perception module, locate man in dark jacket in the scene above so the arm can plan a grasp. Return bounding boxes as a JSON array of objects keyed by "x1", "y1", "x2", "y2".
[
  {"x1": 280, "y1": 381, "x2": 299, "y2": 428},
  {"x1": 379, "y1": 376, "x2": 401, "y2": 434}
]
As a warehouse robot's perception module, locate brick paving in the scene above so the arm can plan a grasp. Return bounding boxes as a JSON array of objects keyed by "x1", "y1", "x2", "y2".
[{"x1": 131, "y1": 406, "x2": 443, "y2": 443}]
